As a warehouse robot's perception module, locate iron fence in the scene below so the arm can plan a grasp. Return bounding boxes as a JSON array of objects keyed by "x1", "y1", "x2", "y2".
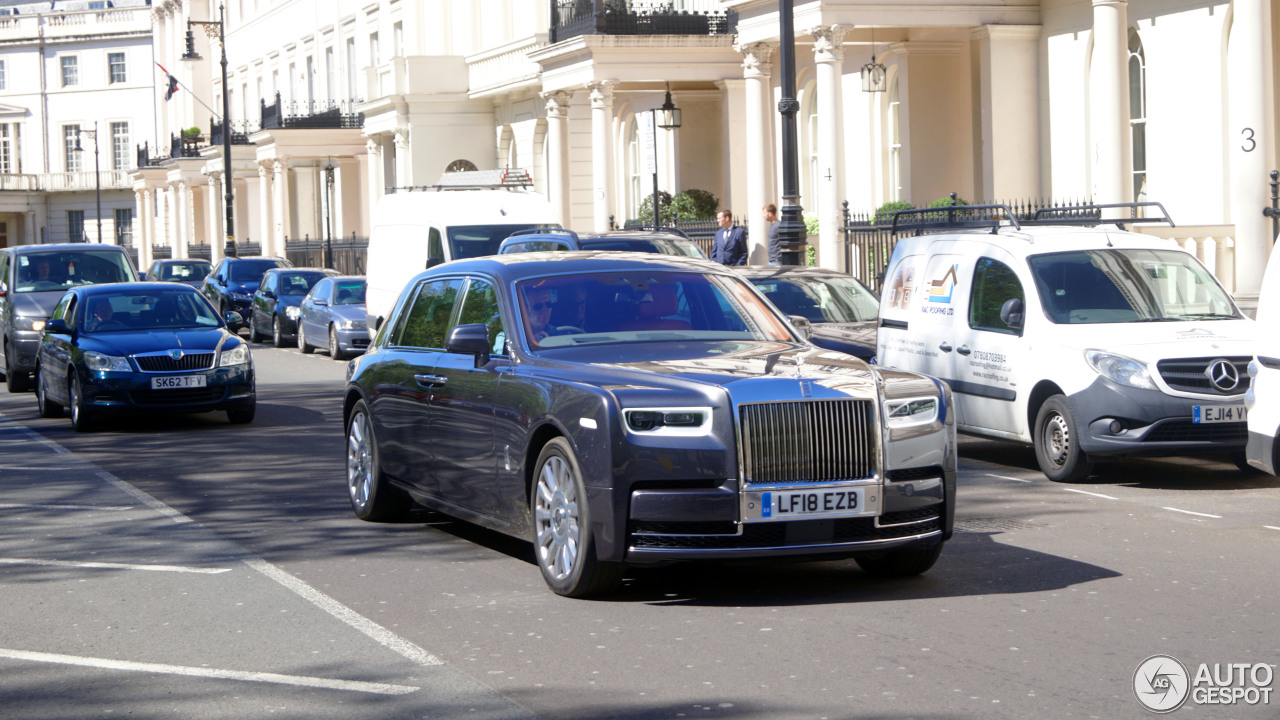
[
  {"x1": 285, "y1": 234, "x2": 368, "y2": 275},
  {"x1": 261, "y1": 93, "x2": 364, "y2": 130},
  {"x1": 550, "y1": 1, "x2": 736, "y2": 43}
]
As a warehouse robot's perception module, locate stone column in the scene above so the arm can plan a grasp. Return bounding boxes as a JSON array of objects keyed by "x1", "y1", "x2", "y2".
[
  {"x1": 139, "y1": 189, "x2": 154, "y2": 272},
  {"x1": 812, "y1": 26, "x2": 847, "y2": 271},
  {"x1": 972, "y1": 26, "x2": 1042, "y2": 203},
  {"x1": 206, "y1": 172, "x2": 223, "y2": 265},
  {"x1": 588, "y1": 81, "x2": 616, "y2": 233},
  {"x1": 273, "y1": 158, "x2": 292, "y2": 257},
  {"x1": 543, "y1": 90, "x2": 572, "y2": 226},
  {"x1": 366, "y1": 137, "x2": 383, "y2": 216},
  {"x1": 736, "y1": 41, "x2": 774, "y2": 264},
  {"x1": 393, "y1": 130, "x2": 411, "y2": 188},
  {"x1": 1228, "y1": 0, "x2": 1275, "y2": 309},
  {"x1": 23, "y1": 212, "x2": 36, "y2": 248},
  {"x1": 258, "y1": 162, "x2": 273, "y2": 255},
  {"x1": 1089, "y1": 0, "x2": 1132, "y2": 207},
  {"x1": 337, "y1": 157, "x2": 360, "y2": 239}
]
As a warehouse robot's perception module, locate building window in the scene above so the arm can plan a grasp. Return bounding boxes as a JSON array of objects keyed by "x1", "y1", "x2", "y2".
[
  {"x1": 1128, "y1": 27, "x2": 1147, "y2": 203},
  {"x1": 61, "y1": 56, "x2": 79, "y2": 87},
  {"x1": 806, "y1": 86, "x2": 819, "y2": 217},
  {"x1": 393, "y1": 21, "x2": 403, "y2": 57},
  {"x1": 0, "y1": 124, "x2": 18, "y2": 174},
  {"x1": 68, "y1": 210, "x2": 85, "y2": 242},
  {"x1": 108, "y1": 52, "x2": 126, "y2": 83},
  {"x1": 110, "y1": 122, "x2": 129, "y2": 170},
  {"x1": 445, "y1": 159, "x2": 477, "y2": 173},
  {"x1": 288, "y1": 62, "x2": 297, "y2": 102},
  {"x1": 369, "y1": 32, "x2": 380, "y2": 67},
  {"x1": 346, "y1": 37, "x2": 357, "y2": 99},
  {"x1": 628, "y1": 119, "x2": 641, "y2": 218},
  {"x1": 64, "y1": 125, "x2": 82, "y2": 172},
  {"x1": 305, "y1": 56, "x2": 315, "y2": 104},
  {"x1": 326, "y1": 47, "x2": 335, "y2": 101},
  {"x1": 115, "y1": 208, "x2": 133, "y2": 245},
  {"x1": 0, "y1": 59, "x2": 6, "y2": 90},
  {"x1": 888, "y1": 76, "x2": 902, "y2": 203}
]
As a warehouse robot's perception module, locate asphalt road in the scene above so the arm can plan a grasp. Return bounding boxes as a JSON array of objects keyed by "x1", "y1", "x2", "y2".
[{"x1": 1, "y1": 344, "x2": 1277, "y2": 719}]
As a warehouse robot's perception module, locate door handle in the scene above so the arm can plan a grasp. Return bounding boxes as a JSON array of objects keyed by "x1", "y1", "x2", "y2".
[
  {"x1": 414, "y1": 374, "x2": 446, "y2": 387},
  {"x1": 939, "y1": 342, "x2": 952, "y2": 353},
  {"x1": 956, "y1": 345, "x2": 971, "y2": 356}
]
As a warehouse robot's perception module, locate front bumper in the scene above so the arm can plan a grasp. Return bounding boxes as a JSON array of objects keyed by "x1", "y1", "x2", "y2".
[
  {"x1": 333, "y1": 326, "x2": 370, "y2": 354},
  {"x1": 8, "y1": 329, "x2": 41, "y2": 374},
  {"x1": 80, "y1": 365, "x2": 256, "y2": 416},
  {"x1": 1069, "y1": 377, "x2": 1247, "y2": 457}
]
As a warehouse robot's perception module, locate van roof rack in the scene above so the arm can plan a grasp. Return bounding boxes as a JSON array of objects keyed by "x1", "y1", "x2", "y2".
[
  {"x1": 388, "y1": 168, "x2": 535, "y2": 193},
  {"x1": 1023, "y1": 202, "x2": 1175, "y2": 229},
  {"x1": 891, "y1": 204, "x2": 1021, "y2": 235},
  {"x1": 613, "y1": 225, "x2": 691, "y2": 239}
]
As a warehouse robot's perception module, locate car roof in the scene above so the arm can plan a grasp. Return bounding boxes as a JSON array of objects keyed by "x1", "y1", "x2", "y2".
[
  {"x1": 155, "y1": 258, "x2": 211, "y2": 264},
  {"x1": 6, "y1": 243, "x2": 130, "y2": 254},
  {"x1": 270, "y1": 267, "x2": 332, "y2": 274},
  {"x1": 891, "y1": 224, "x2": 1183, "y2": 259},
  {"x1": 416, "y1": 251, "x2": 730, "y2": 284},
  {"x1": 735, "y1": 265, "x2": 850, "y2": 278},
  {"x1": 222, "y1": 256, "x2": 288, "y2": 263},
  {"x1": 73, "y1": 282, "x2": 202, "y2": 298}
]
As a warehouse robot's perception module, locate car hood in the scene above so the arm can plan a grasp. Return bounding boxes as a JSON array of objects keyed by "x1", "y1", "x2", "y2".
[
  {"x1": 328, "y1": 304, "x2": 366, "y2": 321},
  {"x1": 77, "y1": 327, "x2": 239, "y2": 355},
  {"x1": 275, "y1": 295, "x2": 304, "y2": 308},
  {"x1": 228, "y1": 282, "x2": 259, "y2": 295},
  {"x1": 1049, "y1": 319, "x2": 1256, "y2": 362},
  {"x1": 10, "y1": 291, "x2": 64, "y2": 320}
]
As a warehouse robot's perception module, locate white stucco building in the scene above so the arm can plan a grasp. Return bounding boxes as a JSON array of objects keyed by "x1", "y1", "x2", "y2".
[{"x1": 0, "y1": 0, "x2": 156, "y2": 249}]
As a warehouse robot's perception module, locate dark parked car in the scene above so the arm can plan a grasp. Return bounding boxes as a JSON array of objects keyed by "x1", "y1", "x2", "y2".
[
  {"x1": 1, "y1": 244, "x2": 139, "y2": 393},
  {"x1": 344, "y1": 252, "x2": 955, "y2": 597},
  {"x1": 498, "y1": 228, "x2": 707, "y2": 258},
  {"x1": 738, "y1": 265, "x2": 881, "y2": 361},
  {"x1": 200, "y1": 256, "x2": 292, "y2": 331},
  {"x1": 247, "y1": 267, "x2": 339, "y2": 348},
  {"x1": 34, "y1": 282, "x2": 255, "y2": 431},
  {"x1": 143, "y1": 259, "x2": 213, "y2": 288},
  {"x1": 298, "y1": 276, "x2": 368, "y2": 360}
]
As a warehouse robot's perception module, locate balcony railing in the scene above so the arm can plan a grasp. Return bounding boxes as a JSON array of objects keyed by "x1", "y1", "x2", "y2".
[
  {"x1": 210, "y1": 118, "x2": 255, "y2": 147},
  {"x1": 260, "y1": 93, "x2": 365, "y2": 130},
  {"x1": 549, "y1": 0, "x2": 737, "y2": 43},
  {"x1": 0, "y1": 170, "x2": 131, "y2": 192}
]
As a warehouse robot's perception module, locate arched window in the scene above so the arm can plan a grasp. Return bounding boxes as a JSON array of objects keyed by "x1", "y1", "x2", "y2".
[
  {"x1": 1128, "y1": 27, "x2": 1147, "y2": 202},
  {"x1": 445, "y1": 159, "x2": 477, "y2": 173},
  {"x1": 888, "y1": 76, "x2": 902, "y2": 202},
  {"x1": 806, "y1": 86, "x2": 820, "y2": 216}
]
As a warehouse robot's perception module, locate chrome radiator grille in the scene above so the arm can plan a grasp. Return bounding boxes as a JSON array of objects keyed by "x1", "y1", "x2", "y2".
[
  {"x1": 133, "y1": 353, "x2": 215, "y2": 372},
  {"x1": 739, "y1": 399, "x2": 877, "y2": 485}
]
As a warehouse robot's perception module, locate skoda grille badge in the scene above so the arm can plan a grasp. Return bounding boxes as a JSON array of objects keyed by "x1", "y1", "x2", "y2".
[
  {"x1": 169, "y1": 349, "x2": 184, "y2": 361},
  {"x1": 1206, "y1": 359, "x2": 1240, "y2": 392}
]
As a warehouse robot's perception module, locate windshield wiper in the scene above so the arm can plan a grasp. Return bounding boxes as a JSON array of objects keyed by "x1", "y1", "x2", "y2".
[{"x1": 1173, "y1": 313, "x2": 1238, "y2": 320}]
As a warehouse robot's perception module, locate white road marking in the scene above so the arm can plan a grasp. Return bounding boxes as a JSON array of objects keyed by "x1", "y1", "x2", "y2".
[
  {"x1": 1265, "y1": 526, "x2": 1280, "y2": 532},
  {"x1": 0, "y1": 557, "x2": 229, "y2": 574},
  {"x1": 0, "y1": 502, "x2": 133, "y2": 511},
  {"x1": 986, "y1": 474, "x2": 1033, "y2": 483},
  {"x1": 1162, "y1": 507, "x2": 1222, "y2": 519},
  {"x1": 0, "y1": 648, "x2": 419, "y2": 695},
  {"x1": 1062, "y1": 489, "x2": 1119, "y2": 500}
]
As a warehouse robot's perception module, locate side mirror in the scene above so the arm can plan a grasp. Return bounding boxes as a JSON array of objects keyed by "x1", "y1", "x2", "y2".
[
  {"x1": 260, "y1": 290, "x2": 275, "y2": 299},
  {"x1": 46, "y1": 318, "x2": 71, "y2": 335},
  {"x1": 426, "y1": 256, "x2": 444, "y2": 269},
  {"x1": 788, "y1": 315, "x2": 814, "y2": 340},
  {"x1": 313, "y1": 297, "x2": 329, "y2": 306},
  {"x1": 446, "y1": 323, "x2": 491, "y2": 368},
  {"x1": 224, "y1": 311, "x2": 244, "y2": 326},
  {"x1": 999, "y1": 297, "x2": 1024, "y2": 331}
]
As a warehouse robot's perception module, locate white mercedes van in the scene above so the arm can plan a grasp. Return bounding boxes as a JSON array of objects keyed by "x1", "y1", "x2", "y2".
[
  {"x1": 876, "y1": 204, "x2": 1256, "y2": 481},
  {"x1": 1245, "y1": 240, "x2": 1280, "y2": 474},
  {"x1": 364, "y1": 170, "x2": 559, "y2": 334}
]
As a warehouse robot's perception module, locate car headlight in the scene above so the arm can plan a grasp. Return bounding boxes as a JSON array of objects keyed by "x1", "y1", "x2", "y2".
[
  {"x1": 285, "y1": 306, "x2": 300, "y2": 321},
  {"x1": 623, "y1": 407, "x2": 713, "y2": 436},
  {"x1": 1084, "y1": 349, "x2": 1155, "y2": 390},
  {"x1": 14, "y1": 316, "x2": 47, "y2": 332},
  {"x1": 884, "y1": 396, "x2": 939, "y2": 428},
  {"x1": 340, "y1": 318, "x2": 367, "y2": 331},
  {"x1": 84, "y1": 351, "x2": 130, "y2": 372},
  {"x1": 220, "y1": 343, "x2": 251, "y2": 367}
]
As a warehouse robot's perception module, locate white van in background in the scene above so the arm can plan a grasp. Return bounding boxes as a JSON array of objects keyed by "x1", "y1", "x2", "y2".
[
  {"x1": 364, "y1": 169, "x2": 560, "y2": 334},
  {"x1": 1245, "y1": 241, "x2": 1280, "y2": 474},
  {"x1": 876, "y1": 203, "x2": 1256, "y2": 482}
]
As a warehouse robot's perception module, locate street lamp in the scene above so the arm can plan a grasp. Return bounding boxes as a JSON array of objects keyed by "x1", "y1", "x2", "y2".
[
  {"x1": 648, "y1": 86, "x2": 682, "y2": 226},
  {"x1": 181, "y1": 3, "x2": 235, "y2": 258},
  {"x1": 775, "y1": 0, "x2": 807, "y2": 266},
  {"x1": 73, "y1": 121, "x2": 102, "y2": 243},
  {"x1": 322, "y1": 159, "x2": 335, "y2": 269}
]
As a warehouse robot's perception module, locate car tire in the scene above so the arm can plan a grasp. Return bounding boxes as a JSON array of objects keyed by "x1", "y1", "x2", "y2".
[
  {"x1": 1034, "y1": 395, "x2": 1094, "y2": 482},
  {"x1": 5, "y1": 344, "x2": 30, "y2": 393},
  {"x1": 36, "y1": 365, "x2": 62, "y2": 418},
  {"x1": 227, "y1": 403, "x2": 256, "y2": 425},
  {"x1": 346, "y1": 400, "x2": 413, "y2": 522},
  {"x1": 854, "y1": 542, "x2": 943, "y2": 578},
  {"x1": 248, "y1": 313, "x2": 264, "y2": 343},
  {"x1": 272, "y1": 316, "x2": 291, "y2": 348},
  {"x1": 329, "y1": 324, "x2": 345, "y2": 361},
  {"x1": 530, "y1": 437, "x2": 623, "y2": 598},
  {"x1": 298, "y1": 323, "x2": 314, "y2": 354},
  {"x1": 68, "y1": 373, "x2": 94, "y2": 432},
  {"x1": 1230, "y1": 451, "x2": 1262, "y2": 474}
]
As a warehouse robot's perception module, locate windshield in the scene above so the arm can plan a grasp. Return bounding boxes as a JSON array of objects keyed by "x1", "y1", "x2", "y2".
[
  {"x1": 583, "y1": 238, "x2": 707, "y2": 258},
  {"x1": 516, "y1": 270, "x2": 793, "y2": 348},
  {"x1": 158, "y1": 261, "x2": 212, "y2": 282},
  {"x1": 14, "y1": 251, "x2": 134, "y2": 293},
  {"x1": 1027, "y1": 249, "x2": 1240, "y2": 324},
  {"x1": 448, "y1": 224, "x2": 558, "y2": 260},
  {"x1": 279, "y1": 272, "x2": 329, "y2": 297},
  {"x1": 333, "y1": 280, "x2": 366, "y2": 305},
  {"x1": 750, "y1": 275, "x2": 879, "y2": 323},
  {"x1": 229, "y1": 259, "x2": 286, "y2": 283},
  {"x1": 81, "y1": 289, "x2": 220, "y2": 332}
]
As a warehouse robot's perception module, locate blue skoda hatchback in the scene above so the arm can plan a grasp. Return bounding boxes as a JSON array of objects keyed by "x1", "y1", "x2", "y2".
[{"x1": 34, "y1": 283, "x2": 255, "y2": 431}]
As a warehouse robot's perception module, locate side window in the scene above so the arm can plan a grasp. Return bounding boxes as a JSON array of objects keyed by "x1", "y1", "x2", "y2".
[
  {"x1": 427, "y1": 228, "x2": 444, "y2": 264},
  {"x1": 452, "y1": 278, "x2": 506, "y2": 355},
  {"x1": 969, "y1": 257, "x2": 1023, "y2": 334},
  {"x1": 0, "y1": 254, "x2": 9, "y2": 290},
  {"x1": 313, "y1": 279, "x2": 331, "y2": 302},
  {"x1": 395, "y1": 278, "x2": 463, "y2": 350},
  {"x1": 51, "y1": 293, "x2": 74, "y2": 321}
]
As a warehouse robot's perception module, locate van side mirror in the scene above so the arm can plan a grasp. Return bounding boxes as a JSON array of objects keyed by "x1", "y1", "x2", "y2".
[
  {"x1": 999, "y1": 298, "x2": 1024, "y2": 330},
  {"x1": 426, "y1": 257, "x2": 443, "y2": 269},
  {"x1": 446, "y1": 323, "x2": 491, "y2": 368}
]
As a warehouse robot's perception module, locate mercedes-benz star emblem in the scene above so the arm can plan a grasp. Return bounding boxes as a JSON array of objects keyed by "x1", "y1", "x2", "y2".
[{"x1": 1205, "y1": 359, "x2": 1240, "y2": 392}]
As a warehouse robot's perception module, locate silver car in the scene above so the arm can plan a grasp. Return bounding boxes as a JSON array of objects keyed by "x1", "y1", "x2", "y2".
[{"x1": 297, "y1": 276, "x2": 368, "y2": 360}]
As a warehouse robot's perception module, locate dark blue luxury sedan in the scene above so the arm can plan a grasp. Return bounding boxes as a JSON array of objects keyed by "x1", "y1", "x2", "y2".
[
  {"x1": 35, "y1": 283, "x2": 256, "y2": 431},
  {"x1": 344, "y1": 252, "x2": 956, "y2": 598}
]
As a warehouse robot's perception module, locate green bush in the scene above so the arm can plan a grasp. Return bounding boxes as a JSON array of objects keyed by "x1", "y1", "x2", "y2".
[
  {"x1": 182, "y1": 126, "x2": 202, "y2": 139},
  {"x1": 928, "y1": 194, "x2": 968, "y2": 207},
  {"x1": 636, "y1": 188, "x2": 718, "y2": 224},
  {"x1": 873, "y1": 200, "x2": 914, "y2": 225},
  {"x1": 635, "y1": 191, "x2": 675, "y2": 224},
  {"x1": 805, "y1": 244, "x2": 816, "y2": 267},
  {"x1": 803, "y1": 214, "x2": 820, "y2": 235}
]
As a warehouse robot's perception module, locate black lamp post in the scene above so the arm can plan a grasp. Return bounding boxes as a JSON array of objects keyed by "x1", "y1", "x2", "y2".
[
  {"x1": 323, "y1": 160, "x2": 335, "y2": 269},
  {"x1": 775, "y1": 0, "x2": 806, "y2": 266},
  {"x1": 74, "y1": 121, "x2": 102, "y2": 243},
  {"x1": 182, "y1": 3, "x2": 235, "y2": 257},
  {"x1": 649, "y1": 86, "x2": 682, "y2": 225}
]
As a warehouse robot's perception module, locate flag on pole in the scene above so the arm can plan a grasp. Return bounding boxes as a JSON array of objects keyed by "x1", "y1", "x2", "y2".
[{"x1": 156, "y1": 62, "x2": 180, "y2": 101}]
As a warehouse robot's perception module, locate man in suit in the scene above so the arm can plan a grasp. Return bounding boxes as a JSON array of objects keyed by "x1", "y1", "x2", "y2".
[{"x1": 710, "y1": 209, "x2": 747, "y2": 266}]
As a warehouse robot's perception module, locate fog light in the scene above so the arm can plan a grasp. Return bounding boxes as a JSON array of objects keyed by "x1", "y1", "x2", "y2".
[{"x1": 1108, "y1": 420, "x2": 1123, "y2": 434}]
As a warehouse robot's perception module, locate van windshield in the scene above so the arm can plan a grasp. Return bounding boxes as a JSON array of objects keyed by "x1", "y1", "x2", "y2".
[
  {"x1": 14, "y1": 251, "x2": 135, "y2": 293},
  {"x1": 1027, "y1": 249, "x2": 1241, "y2": 324},
  {"x1": 448, "y1": 224, "x2": 558, "y2": 260}
]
